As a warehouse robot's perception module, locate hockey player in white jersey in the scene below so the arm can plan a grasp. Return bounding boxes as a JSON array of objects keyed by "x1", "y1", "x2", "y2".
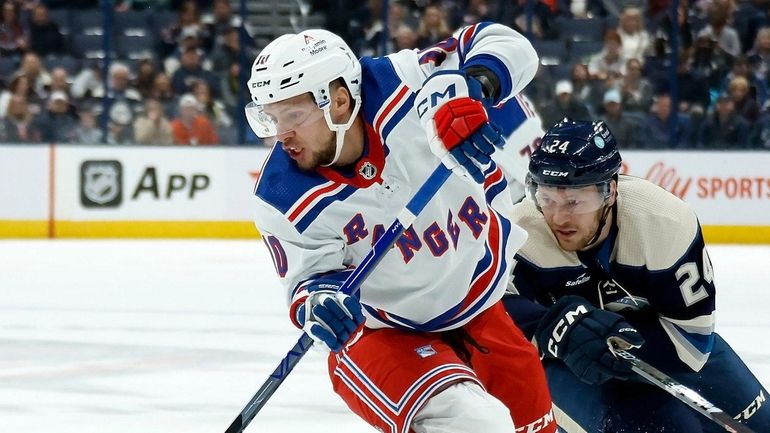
[
  {"x1": 503, "y1": 119, "x2": 770, "y2": 432},
  {"x1": 246, "y1": 24, "x2": 557, "y2": 433}
]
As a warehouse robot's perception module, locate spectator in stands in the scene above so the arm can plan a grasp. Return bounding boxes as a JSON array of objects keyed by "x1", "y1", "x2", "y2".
[
  {"x1": 698, "y1": 92, "x2": 750, "y2": 148},
  {"x1": 106, "y1": 62, "x2": 142, "y2": 114},
  {"x1": 388, "y1": 2, "x2": 417, "y2": 36},
  {"x1": 171, "y1": 46, "x2": 219, "y2": 99},
  {"x1": 652, "y1": 1, "x2": 693, "y2": 52},
  {"x1": 73, "y1": 103, "x2": 102, "y2": 144},
  {"x1": 164, "y1": 25, "x2": 206, "y2": 75},
  {"x1": 722, "y1": 55, "x2": 768, "y2": 107},
  {"x1": 210, "y1": 26, "x2": 240, "y2": 75},
  {"x1": 643, "y1": 93, "x2": 692, "y2": 148},
  {"x1": 616, "y1": 7, "x2": 649, "y2": 63},
  {"x1": 133, "y1": 59, "x2": 157, "y2": 100},
  {"x1": 190, "y1": 79, "x2": 232, "y2": 143},
  {"x1": 588, "y1": 29, "x2": 627, "y2": 81},
  {"x1": 620, "y1": 57, "x2": 653, "y2": 114},
  {"x1": 728, "y1": 75, "x2": 760, "y2": 125},
  {"x1": 691, "y1": 34, "x2": 732, "y2": 92},
  {"x1": 416, "y1": 5, "x2": 451, "y2": 47},
  {"x1": 106, "y1": 101, "x2": 135, "y2": 144},
  {"x1": 564, "y1": 0, "x2": 607, "y2": 19},
  {"x1": 71, "y1": 61, "x2": 105, "y2": 101},
  {"x1": 170, "y1": 93, "x2": 218, "y2": 145},
  {"x1": 751, "y1": 101, "x2": 770, "y2": 149},
  {"x1": 0, "y1": 73, "x2": 42, "y2": 118},
  {"x1": 393, "y1": 23, "x2": 419, "y2": 50},
  {"x1": 600, "y1": 88, "x2": 641, "y2": 148},
  {"x1": 542, "y1": 79, "x2": 591, "y2": 127},
  {"x1": 158, "y1": 0, "x2": 209, "y2": 58},
  {"x1": 458, "y1": 0, "x2": 494, "y2": 27},
  {"x1": 150, "y1": 72, "x2": 176, "y2": 117},
  {"x1": 205, "y1": 0, "x2": 243, "y2": 50},
  {"x1": 507, "y1": 0, "x2": 558, "y2": 40},
  {"x1": 748, "y1": 27, "x2": 770, "y2": 84},
  {"x1": 0, "y1": 95, "x2": 39, "y2": 143},
  {"x1": 34, "y1": 91, "x2": 78, "y2": 143},
  {"x1": 570, "y1": 62, "x2": 603, "y2": 116},
  {"x1": 696, "y1": 2, "x2": 741, "y2": 58},
  {"x1": 0, "y1": 1, "x2": 27, "y2": 57},
  {"x1": 667, "y1": 51, "x2": 710, "y2": 113},
  {"x1": 48, "y1": 67, "x2": 70, "y2": 97},
  {"x1": 133, "y1": 98, "x2": 173, "y2": 145},
  {"x1": 15, "y1": 53, "x2": 49, "y2": 98},
  {"x1": 219, "y1": 61, "x2": 240, "y2": 120},
  {"x1": 27, "y1": 3, "x2": 64, "y2": 58}
]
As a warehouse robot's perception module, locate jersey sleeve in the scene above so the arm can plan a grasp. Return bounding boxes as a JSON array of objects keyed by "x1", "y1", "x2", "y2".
[
  {"x1": 255, "y1": 198, "x2": 349, "y2": 312},
  {"x1": 505, "y1": 256, "x2": 550, "y2": 340},
  {"x1": 648, "y1": 223, "x2": 716, "y2": 372},
  {"x1": 417, "y1": 22, "x2": 539, "y2": 105}
]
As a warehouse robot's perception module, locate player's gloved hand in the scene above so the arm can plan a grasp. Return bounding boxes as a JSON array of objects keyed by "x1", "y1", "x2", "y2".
[
  {"x1": 416, "y1": 70, "x2": 505, "y2": 183},
  {"x1": 535, "y1": 295, "x2": 645, "y2": 385},
  {"x1": 295, "y1": 279, "x2": 365, "y2": 352}
]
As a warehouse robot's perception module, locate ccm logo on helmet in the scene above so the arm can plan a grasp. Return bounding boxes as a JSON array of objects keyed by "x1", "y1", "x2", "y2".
[
  {"x1": 542, "y1": 170, "x2": 568, "y2": 177},
  {"x1": 252, "y1": 80, "x2": 270, "y2": 88}
]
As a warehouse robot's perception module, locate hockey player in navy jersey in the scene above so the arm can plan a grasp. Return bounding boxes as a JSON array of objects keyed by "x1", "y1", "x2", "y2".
[
  {"x1": 503, "y1": 119, "x2": 769, "y2": 432},
  {"x1": 246, "y1": 24, "x2": 557, "y2": 433}
]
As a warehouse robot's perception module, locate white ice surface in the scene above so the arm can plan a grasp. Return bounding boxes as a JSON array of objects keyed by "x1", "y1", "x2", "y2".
[{"x1": 0, "y1": 240, "x2": 768, "y2": 433}]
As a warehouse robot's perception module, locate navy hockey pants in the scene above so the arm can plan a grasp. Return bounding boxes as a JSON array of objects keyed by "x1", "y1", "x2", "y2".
[{"x1": 546, "y1": 333, "x2": 769, "y2": 433}]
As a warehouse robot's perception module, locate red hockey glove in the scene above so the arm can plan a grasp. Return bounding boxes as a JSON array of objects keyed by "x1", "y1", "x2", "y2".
[{"x1": 416, "y1": 70, "x2": 504, "y2": 183}]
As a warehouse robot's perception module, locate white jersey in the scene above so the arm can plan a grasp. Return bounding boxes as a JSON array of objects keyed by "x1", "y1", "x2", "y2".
[
  {"x1": 491, "y1": 92, "x2": 544, "y2": 202},
  {"x1": 253, "y1": 23, "x2": 538, "y2": 332}
]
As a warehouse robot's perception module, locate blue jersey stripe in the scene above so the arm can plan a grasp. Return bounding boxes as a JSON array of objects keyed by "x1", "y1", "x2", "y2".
[
  {"x1": 489, "y1": 97, "x2": 528, "y2": 136},
  {"x1": 295, "y1": 185, "x2": 357, "y2": 233},
  {"x1": 381, "y1": 92, "x2": 416, "y2": 141},
  {"x1": 255, "y1": 145, "x2": 331, "y2": 215}
]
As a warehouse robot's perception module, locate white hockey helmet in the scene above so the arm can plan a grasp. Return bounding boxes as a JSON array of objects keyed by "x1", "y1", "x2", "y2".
[{"x1": 245, "y1": 29, "x2": 362, "y2": 165}]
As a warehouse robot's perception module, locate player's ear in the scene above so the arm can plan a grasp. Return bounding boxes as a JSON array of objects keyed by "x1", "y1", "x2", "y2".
[
  {"x1": 330, "y1": 80, "x2": 353, "y2": 122},
  {"x1": 607, "y1": 180, "x2": 618, "y2": 206}
]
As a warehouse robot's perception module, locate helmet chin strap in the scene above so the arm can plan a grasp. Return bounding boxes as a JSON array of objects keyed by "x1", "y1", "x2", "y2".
[
  {"x1": 585, "y1": 203, "x2": 613, "y2": 248},
  {"x1": 321, "y1": 95, "x2": 362, "y2": 167},
  {"x1": 583, "y1": 182, "x2": 617, "y2": 249}
]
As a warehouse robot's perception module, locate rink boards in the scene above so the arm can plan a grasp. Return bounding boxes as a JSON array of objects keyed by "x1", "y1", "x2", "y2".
[{"x1": 1, "y1": 144, "x2": 769, "y2": 243}]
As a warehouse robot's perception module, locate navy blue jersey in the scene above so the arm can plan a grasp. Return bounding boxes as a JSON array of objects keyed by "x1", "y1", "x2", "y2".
[
  {"x1": 504, "y1": 175, "x2": 770, "y2": 432},
  {"x1": 507, "y1": 175, "x2": 715, "y2": 372}
]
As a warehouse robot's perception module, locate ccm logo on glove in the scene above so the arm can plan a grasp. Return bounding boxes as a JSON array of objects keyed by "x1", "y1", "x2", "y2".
[
  {"x1": 416, "y1": 83, "x2": 457, "y2": 118},
  {"x1": 547, "y1": 304, "x2": 589, "y2": 358}
]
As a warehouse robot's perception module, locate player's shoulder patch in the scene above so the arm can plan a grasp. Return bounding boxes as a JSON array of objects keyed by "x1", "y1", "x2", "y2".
[
  {"x1": 254, "y1": 145, "x2": 332, "y2": 215},
  {"x1": 615, "y1": 176, "x2": 700, "y2": 270}
]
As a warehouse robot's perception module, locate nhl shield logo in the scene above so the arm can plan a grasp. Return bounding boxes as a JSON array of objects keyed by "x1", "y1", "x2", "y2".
[
  {"x1": 80, "y1": 160, "x2": 123, "y2": 208},
  {"x1": 358, "y1": 161, "x2": 377, "y2": 180},
  {"x1": 415, "y1": 344, "x2": 437, "y2": 358}
]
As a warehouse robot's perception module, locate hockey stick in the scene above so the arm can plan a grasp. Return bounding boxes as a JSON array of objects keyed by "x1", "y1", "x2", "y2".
[
  {"x1": 225, "y1": 164, "x2": 453, "y2": 433},
  {"x1": 611, "y1": 348, "x2": 757, "y2": 433}
]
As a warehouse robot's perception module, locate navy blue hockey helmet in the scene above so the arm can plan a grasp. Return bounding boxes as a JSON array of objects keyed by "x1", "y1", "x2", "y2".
[{"x1": 528, "y1": 119, "x2": 622, "y2": 188}]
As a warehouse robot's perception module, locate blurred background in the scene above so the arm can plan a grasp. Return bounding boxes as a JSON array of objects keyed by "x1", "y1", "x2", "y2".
[{"x1": 2, "y1": 0, "x2": 770, "y2": 148}]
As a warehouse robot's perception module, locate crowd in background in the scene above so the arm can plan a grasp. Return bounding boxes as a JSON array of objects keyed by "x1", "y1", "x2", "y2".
[{"x1": 2, "y1": 0, "x2": 770, "y2": 149}]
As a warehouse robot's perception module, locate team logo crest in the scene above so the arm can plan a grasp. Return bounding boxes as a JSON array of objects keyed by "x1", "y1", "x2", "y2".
[
  {"x1": 599, "y1": 280, "x2": 619, "y2": 295},
  {"x1": 358, "y1": 161, "x2": 377, "y2": 180},
  {"x1": 415, "y1": 344, "x2": 437, "y2": 358},
  {"x1": 80, "y1": 160, "x2": 123, "y2": 208}
]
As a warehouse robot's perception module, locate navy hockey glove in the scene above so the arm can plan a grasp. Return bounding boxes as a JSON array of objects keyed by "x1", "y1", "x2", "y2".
[
  {"x1": 535, "y1": 295, "x2": 645, "y2": 385},
  {"x1": 295, "y1": 279, "x2": 365, "y2": 352},
  {"x1": 416, "y1": 70, "x2": 505, "y2": 183}
]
